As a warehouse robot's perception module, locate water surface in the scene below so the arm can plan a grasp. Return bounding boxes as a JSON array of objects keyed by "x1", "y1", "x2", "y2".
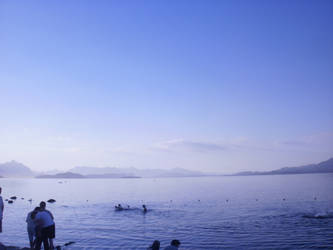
[{"x1": 1, "y1": 174, "x2": 332, "y2": 249}]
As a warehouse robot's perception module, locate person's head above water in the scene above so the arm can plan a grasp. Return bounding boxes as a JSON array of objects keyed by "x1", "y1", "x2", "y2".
[
  {"x1": 171, "y1": 239, "x2": 181, "y2": 247},
  {"x1": 40, "y1": 201, "x2": 46, "y2": 209},
  {"x1": 142, "y1": 204, "x2": 147, "y2": 212},
  {"x1": 150, "y1": 240, "x2": 160, "y2": 250}
]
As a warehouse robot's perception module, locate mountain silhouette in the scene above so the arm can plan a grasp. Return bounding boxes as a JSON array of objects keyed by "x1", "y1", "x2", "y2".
[
  {"x1": 0, "y1": 160, "x2": 34, "y2": 177},
  {"x1": 234, "y1": 158, "x2": 333, "y2": 176}
]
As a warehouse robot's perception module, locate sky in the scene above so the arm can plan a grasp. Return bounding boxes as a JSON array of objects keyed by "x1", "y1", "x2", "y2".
[{"x1": 0, "y1": 0, "x2": 332, "y2": 173}]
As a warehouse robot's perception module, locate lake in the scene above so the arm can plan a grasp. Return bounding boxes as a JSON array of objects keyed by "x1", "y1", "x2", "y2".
[{"x1": 0, "y1": 174, "x2": 332, "y2": 249}]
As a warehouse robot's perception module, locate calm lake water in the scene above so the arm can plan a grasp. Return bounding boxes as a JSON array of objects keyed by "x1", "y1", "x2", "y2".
[{"x1": 0, "y1": 174, "x2": 333, "y2": 249}]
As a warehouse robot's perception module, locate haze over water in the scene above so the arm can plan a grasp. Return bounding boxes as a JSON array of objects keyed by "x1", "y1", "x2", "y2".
[{"x1": 1, "y1": 174, "x2": 332, "y2": 249}]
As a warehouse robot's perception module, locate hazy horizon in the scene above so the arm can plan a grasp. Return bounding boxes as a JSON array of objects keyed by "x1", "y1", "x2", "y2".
[
  {"x1": 1, "y1": 1, "x2": 333, "y2": 173},
  {"x1": 1, "y1": 156, "x2": 333, "y2": 175}
]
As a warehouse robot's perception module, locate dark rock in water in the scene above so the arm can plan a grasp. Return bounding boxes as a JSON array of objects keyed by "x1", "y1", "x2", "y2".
[
  {"x1": 5, "y1": 199, "x2": 8, "y2": 201},
  {"x1": 47, "y1": 199, "x2": 56, "y2": 203},
  {"x1": 64, "y1": 241, "x2": 75, "y2": 246},
  {"x1": 55, "y1": 241, "x2": 75, "y2": 249},
  {"x1": 8, "y1": 200, "x2": 13, "y2": 204},
  {"x1": 21, "y1": 198, "x2": 24, "y2": 200},
  {"x1": 10, "y1": 196, "x2": 17, "y2": 200}
]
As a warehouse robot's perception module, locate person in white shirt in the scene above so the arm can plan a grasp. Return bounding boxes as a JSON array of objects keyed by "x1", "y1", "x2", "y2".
[
  {"x1": 0, "y1": 187, "x2": 4, "y2": 233},
  {"x1": 34, "y1": 201, "x2": 55, "y2": 250},
  {"x1": 164, "y1": 239, "x2": 181, "y2": 250}
]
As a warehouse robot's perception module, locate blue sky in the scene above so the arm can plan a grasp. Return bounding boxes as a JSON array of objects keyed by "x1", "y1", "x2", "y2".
[{"x1": 0, "y1": 0, "x2": 332, "y2": 173}]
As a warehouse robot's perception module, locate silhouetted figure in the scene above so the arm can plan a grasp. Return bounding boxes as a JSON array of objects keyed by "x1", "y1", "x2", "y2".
[
  {"x1": 26, "y1": 207, "x2": 40, "y2": 249},
  {"x1": 0, "y1": 187, "x2": 3, "y2": 233},
  {"x1": 148, "y1": 240, "x2": 160, "y2": 250},
  {"x1": 35, "y1": 201, "x2": 55, "y2": 250},
  {"x1": 164, "y1": 239, "x2": 181, "y2": 250},
  {"x1": 143, "y1": 204, "x2": 147, "y2": 213}
]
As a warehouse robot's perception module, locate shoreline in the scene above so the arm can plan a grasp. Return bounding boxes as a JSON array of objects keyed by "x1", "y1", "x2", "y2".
[{"x1": 0, "y1": 242, "x2": 29, "y2": 250}]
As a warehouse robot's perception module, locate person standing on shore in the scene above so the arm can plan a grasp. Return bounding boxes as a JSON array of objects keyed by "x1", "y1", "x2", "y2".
[
  {"x1": 26, "y1": 207, "x2": 40, "y2": 249},
  {"x1": 0, "y1": 187, "x2": 4, "y2": 233},
  {"x1": 34, "y1": 201, "x2": 55, "y2": 250}
]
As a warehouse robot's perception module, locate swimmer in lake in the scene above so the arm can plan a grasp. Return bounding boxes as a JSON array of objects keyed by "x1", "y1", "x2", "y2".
[
  {"x1": 143, "y1": 204, "x2": 147, "y2": 213},
  {"x1": 115, "y1": 204, "x2": 123, "y2": 210}
]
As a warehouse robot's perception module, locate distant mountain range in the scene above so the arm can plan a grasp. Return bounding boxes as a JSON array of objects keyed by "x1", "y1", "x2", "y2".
[
  {"x1": 0, "y1": 161, "x2": 34, "y2": 177},
  {"x1": 36, "y1": 171, "x2": 140, "y2": 179},
  {"x1": 0, "y1": 158, "x2": 332, "y2": 178},
  {"x1": 233, "y1": 158, "x2": 333, "y2": 176},
  {"x1": 69, "y1": 166, "x2": 205, "y2": 178},
  {"x1": 35, "y1": 167, "x2": 204, "y2": 179},
  {"x1": 0, "y1": 161, "x2": 206, "y2": 178}
]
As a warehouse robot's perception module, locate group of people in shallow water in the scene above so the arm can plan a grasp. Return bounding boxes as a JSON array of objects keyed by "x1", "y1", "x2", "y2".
[
  {"x1": 148, "y1": 239, "x2": 181, "y2": 250},
  {"x1": 26, "y1": 201, "x2": 56, "y2": 250},
  {"x1": 115, "y1": 203, "x2": 148, "y2": 213}
]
